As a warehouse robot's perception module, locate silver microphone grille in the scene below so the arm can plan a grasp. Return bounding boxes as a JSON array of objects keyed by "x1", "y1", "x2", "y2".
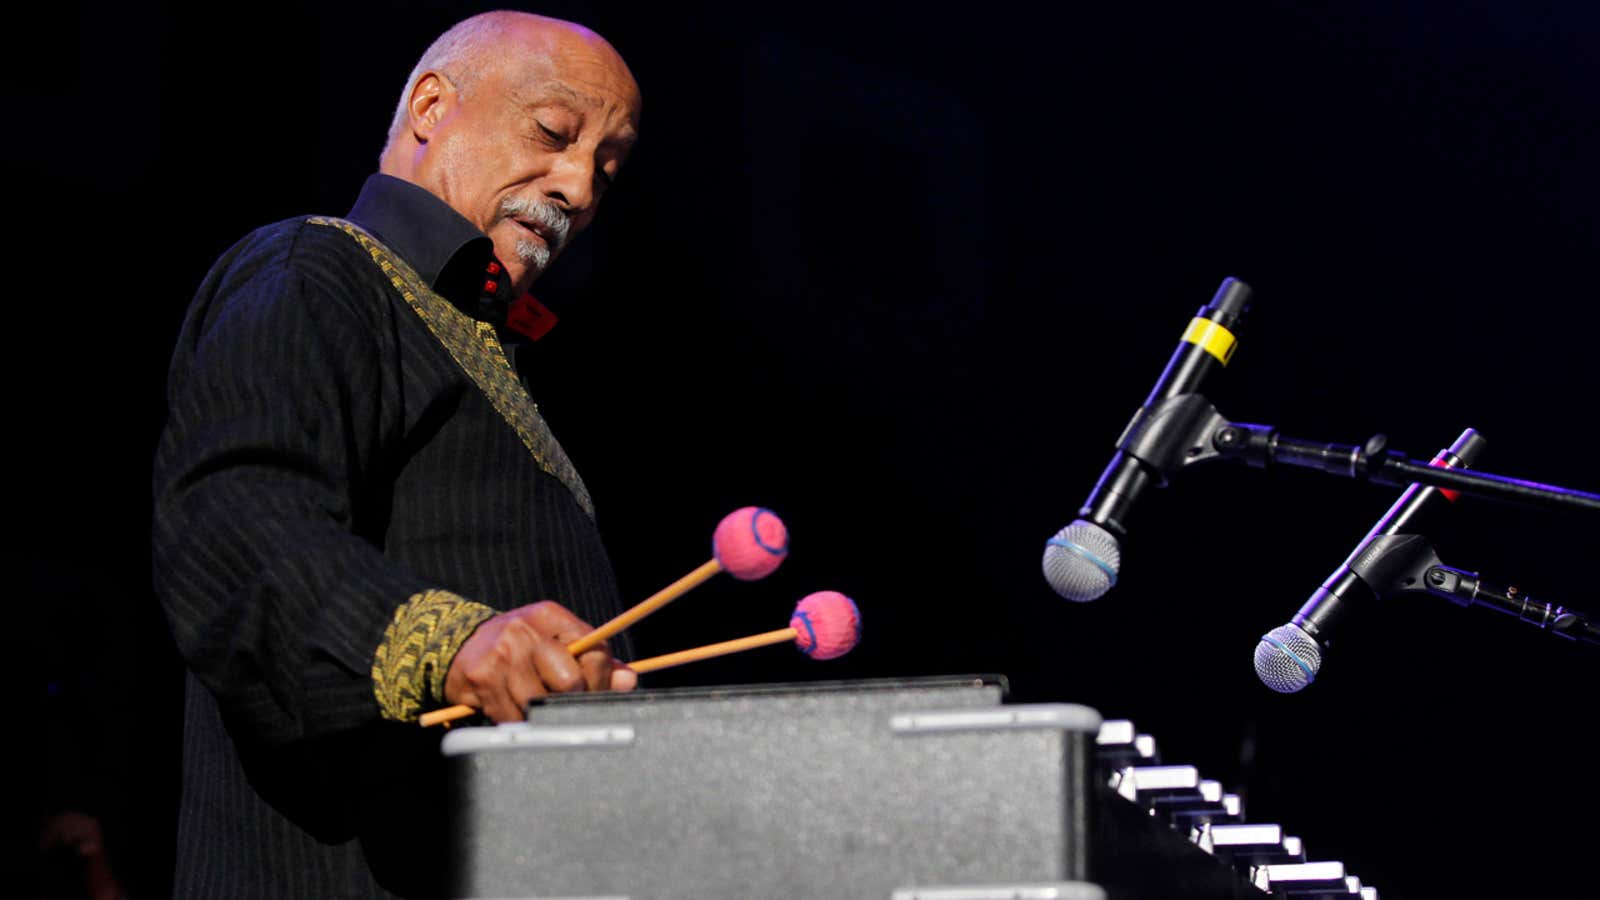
[
  {"x1": 1255, "y1": 623, "x2": 1323, "y2": 693},
  {"x1": 1042, "y1": 519, "x2": 1122, "y2": 602}
]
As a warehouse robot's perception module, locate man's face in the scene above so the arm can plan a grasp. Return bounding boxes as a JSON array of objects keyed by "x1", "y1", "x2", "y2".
[{"x1": 415, "y1": 32, "x2": 640, "y2": 290}]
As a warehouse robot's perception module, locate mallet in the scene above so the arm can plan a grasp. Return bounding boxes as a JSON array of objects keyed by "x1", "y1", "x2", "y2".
[
  {"x1": 628, "y1": 590, "x2": 861, "y2": 674},
  {"x1": 420, "y1": 506, "x2": 789, "y2": 727}
]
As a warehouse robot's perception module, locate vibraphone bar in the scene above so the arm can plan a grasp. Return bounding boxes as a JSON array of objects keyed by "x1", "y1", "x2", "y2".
[{"x1": 1094, "y1": 719, "x2": 1378, "y2": 898}]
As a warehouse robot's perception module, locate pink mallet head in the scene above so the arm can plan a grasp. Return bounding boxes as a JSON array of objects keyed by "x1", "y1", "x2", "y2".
[
  {"x1": 712, "y1": 506, "x2": 789, "y2": 581},
  {"x1": 790, "y1": 591, "x2": 861, "y2": 660}
]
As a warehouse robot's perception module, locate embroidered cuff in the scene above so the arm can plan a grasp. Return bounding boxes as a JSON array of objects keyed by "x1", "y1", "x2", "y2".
[{"x1": 372, "y1": 589, "x2": 496, "y2": 721}]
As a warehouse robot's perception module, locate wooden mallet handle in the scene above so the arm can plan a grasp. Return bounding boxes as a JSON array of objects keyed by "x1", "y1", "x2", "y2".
[
  {"x1": 569, "y1": 559, "x2": 723, "y2": 655},
  {"x1": 627, "y1": 627, "x2": 797, "y2": 674},
  {"x1": 419, "y1": 559, "x2": 726, "y2": 728}
]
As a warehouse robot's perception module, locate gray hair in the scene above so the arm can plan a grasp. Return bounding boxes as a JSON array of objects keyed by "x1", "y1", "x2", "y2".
[{"x1": 380, "y1": 12, "x2": 520, "y2": 160}]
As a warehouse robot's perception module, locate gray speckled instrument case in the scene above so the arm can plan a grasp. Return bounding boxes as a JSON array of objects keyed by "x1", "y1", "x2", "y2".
[{"x1": 442, "y1": 676, "x2": 1105, "y2": 900}]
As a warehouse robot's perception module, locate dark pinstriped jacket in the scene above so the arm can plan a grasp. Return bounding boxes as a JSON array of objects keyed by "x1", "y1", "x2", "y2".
[{"x1": 152, "y1": 175, "x2": 626, "y2": 898}]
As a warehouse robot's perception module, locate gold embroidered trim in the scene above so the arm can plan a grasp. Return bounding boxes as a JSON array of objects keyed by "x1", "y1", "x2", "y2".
[
  {"x1": 372, "y1": 589, "x2": 497, "y2": 721},
  {"x1": 306, "y1": 216, "x2": 595, "y2": 518}
]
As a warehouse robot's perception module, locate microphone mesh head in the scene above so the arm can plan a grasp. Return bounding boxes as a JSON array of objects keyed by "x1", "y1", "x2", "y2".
[
  {"x1": 1042, "y1": 520, "x2": 1121, "y2": 602},
  {"x1": 1255, "y1": 623, "x2": 1323, "y2": 693}
]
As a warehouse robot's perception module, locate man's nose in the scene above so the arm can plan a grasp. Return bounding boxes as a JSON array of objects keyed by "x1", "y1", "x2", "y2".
[{"x1": 542, "y1": 152, "x2": 597, "y2": 218}]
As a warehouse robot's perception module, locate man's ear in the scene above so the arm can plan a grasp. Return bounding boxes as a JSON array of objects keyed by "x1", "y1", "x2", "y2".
[{"x1": 407, "y1": 72, "x2": 453, "y2": 143}]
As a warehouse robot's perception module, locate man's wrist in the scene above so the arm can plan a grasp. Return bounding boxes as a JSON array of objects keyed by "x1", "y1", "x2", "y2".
[{"x1": 372, "y1": 589, "x2": 496, "y2": 721}]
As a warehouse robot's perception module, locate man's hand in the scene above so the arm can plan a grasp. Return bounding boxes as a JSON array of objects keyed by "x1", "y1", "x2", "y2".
[{"x1": 443, "y1": 600, "x2": 635, "y2": 723}]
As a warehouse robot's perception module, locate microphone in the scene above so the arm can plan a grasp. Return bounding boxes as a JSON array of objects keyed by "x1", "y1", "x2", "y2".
[
  {"x1": 1254, "y1": 427, "x2": 1486, "y2": 692},
  {"x1": 1043, "y1": 277, "x2": 1252, "y2": 601}
]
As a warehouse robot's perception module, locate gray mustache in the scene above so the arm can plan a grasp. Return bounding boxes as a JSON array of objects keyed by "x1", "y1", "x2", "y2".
[{"x1": 499, "y1": 196, "x2": 571, "y2": 253}]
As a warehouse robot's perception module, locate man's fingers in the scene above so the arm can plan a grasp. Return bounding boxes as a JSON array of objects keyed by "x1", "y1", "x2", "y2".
[
  {"x1": 494, "y1": 655, "x2": 548, "y2": 722},
  {"x1": 610, "y1": 662, "x2": 637, "y2": 692},
  {"x1": 517, "y1": 600, "x2": 616, "y2": 692},
  {"x1": 575, "y1": 643, "x2": 612, "y2": 692},
  {"x1": 529, "y1": 633, "x2": 587, "y2": 693},
  {"x1": 520, "y1": 600, "x2": 593, "y2": 640}
]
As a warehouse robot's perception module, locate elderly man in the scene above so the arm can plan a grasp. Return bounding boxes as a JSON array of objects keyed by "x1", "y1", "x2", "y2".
[{"x1": 152, "y1": 12, "x2": 641, "y2": 898}]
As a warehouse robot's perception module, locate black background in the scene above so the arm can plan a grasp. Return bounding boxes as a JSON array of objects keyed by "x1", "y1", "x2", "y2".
[{"x1": 26, "y1": 2, "x2": 1599, "y2": 897}]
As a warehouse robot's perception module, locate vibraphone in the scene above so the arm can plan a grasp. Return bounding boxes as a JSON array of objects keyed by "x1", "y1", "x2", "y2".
[{"x1": 443, "y1": 676, "x2": 1378, "y2": 899}]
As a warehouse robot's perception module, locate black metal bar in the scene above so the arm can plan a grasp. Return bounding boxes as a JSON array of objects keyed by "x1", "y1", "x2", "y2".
[
  {"x1": 1373, "y1": 456, "x2": 1600, "y2": 513},
  {"x1": 1212, "y1": 424, "x2": 1600, "y2": 516}
]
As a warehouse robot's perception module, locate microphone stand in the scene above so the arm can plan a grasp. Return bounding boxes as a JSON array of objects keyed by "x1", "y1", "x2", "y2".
[
  {"x1": 1422, "y1": 564, "x2": 1600, "y2": 646},
  {"x1": 1102, "y1": 391, "x2": 1600, "y2": 650},
  {"x1": 1110, "y1": 392, "x2": 1600, "y2": 515},
  {"x1": 1104, "y1": 392, "x2": 1600, "y2": 647},
  {"x1": 1322, "y1": 531, "x2": 1600, "y2": 648},
  {"x1": 1215, "y1": 424, "x2": 1600, "y2": 515}
]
